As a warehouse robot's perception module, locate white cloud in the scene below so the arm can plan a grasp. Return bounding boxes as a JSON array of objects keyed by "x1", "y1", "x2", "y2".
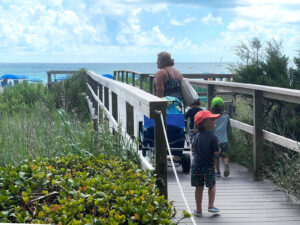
[
  {"x1": 170, "y1": 16, "x2": 195, "y2": 26},
  {"x1": 0, "y1": 1, "x2": 110, "y2": 55},
  {"x1": 0, "y1": 0, "x2": 299, "y2": 62},
  {"x1": 235, "y1": 2, "x2": 300, "y2": 23},
  {"x1": 219, "y1": 0, "x2": 300, "y2": 62},
  {"x1": 201, "y1": 13, "x2": 222, "y2": 25},
  {"x1": 117, "y1": 25, "x2": 173, "y2": 47}
]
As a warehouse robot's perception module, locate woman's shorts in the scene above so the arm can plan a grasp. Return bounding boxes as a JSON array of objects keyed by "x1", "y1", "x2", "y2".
[{"x1": 191, "y1": 165, "x2": 215, "y2": 188}]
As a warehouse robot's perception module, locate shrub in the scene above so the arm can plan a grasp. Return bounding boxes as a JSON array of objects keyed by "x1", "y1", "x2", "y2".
[
  {"x1": 229, "y1": 38, "x2": 300, "y2": 201},
  {"x1": 0, "y1": 82, "x2": 55, "y2": 116},
  {"x1": 50, "y1": 69, "x2": 89, "y2": 121},
  {"x1": 0, "y1": 154, "x2": 175, "y2": 224}
]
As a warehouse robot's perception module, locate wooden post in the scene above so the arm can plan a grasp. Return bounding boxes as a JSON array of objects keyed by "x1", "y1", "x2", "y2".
[
  {"x1": 126, "y1": 71, "x2": 129, "y2": 84},
  {"x1": 150, "y1": 76, "x2": 154, "y2": 94},
  {"x1": 104, "y1": 87, "x2": 109, "y2": 110},
  {"x1": 112, "y1": 92, "x2": 118, "y2": 122},
  {"x1": 253, "y1": 90, "x2": 263, "y2": 181},
  {"x1": 95, "y1": 83, "x2": 99, "y2": 116},
  {"x1": 140, "y1": 75, "x2": 144, "y2": 90},
  {"x1": 99, "y1": 84, "x2": 103, "y2": 102},
  {"x1": 126, "y1": 102, "x2": 134, "y2": 138},
  {"x1": 47, "y1": 71, "x2": 52, "y2": 87},
  {"x1": 207, "y1": 84, "x2": 215, "y2": 110},
  {"x1": 121, "y1": 71, "x2": 124, "y2": 83},
  {"x1": 93, "y1": 80, "x2": 98, "y2": 116},
  {"x1": 113, "y1": 71, "x2": 116, "y2": 80},
  {"x1": 132, "y1": 73, "x2": 135, "y2": 87},
  {"x1": 154, "y1": 106, "x2": 168, "y2": 199}
]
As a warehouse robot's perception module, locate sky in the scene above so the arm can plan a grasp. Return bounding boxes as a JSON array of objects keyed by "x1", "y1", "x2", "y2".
[{"x1": 0, "y1": 0, "x2": 300, "y2": 63}]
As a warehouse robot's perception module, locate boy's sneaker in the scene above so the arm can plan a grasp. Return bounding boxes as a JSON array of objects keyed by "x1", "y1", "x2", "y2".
[
  {"x1": 224, "y1": 164, "x2": 230, "y2": 177},
  {"x1": 193, "y1": 210, "x2": 202, "y2": 217},
  {"x1": 216, "y1": 172, "x2": 221, "y2": 177},
  {"x1": 208, "y1": 206, "x2": 220, "y2": 213}
]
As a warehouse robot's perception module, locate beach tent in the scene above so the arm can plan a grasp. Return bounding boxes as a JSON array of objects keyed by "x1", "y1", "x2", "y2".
[
  {"x1": 102, "y1": 74, "x2": 113, "y2": 79},
  {"x1": 0, "y1": 74, "x2": 29, "y2": 80},
  {"x1": 1, "y1": 74, "x2": 20, "y2": 79}
]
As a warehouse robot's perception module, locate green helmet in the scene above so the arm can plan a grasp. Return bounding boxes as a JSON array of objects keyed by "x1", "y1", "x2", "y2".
[{"x1": 211, "y1": 97, "x2": 224, "y2": 109}]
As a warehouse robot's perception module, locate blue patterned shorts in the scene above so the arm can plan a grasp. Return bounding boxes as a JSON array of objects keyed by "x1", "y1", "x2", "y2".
[{"x1": 191, "y1": 165, "x2": 215, "y2": 188}]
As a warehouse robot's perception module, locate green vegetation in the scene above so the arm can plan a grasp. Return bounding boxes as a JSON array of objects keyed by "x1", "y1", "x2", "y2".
[
  {"x1": 50, "y1": 69, "x2": 90, "y2": 121},
  {"x1": 0, "y1": 70, "x2": 180, "y2": 223},
  {"x1": 0, "y1": 154, "x2": 175, "y2": 224},
  {"x1": 229, "y1": 38, "x2": 300, "y2": 200},
  {"x1": 115, "y1": 74, "x2": 150, "y2": 93}
]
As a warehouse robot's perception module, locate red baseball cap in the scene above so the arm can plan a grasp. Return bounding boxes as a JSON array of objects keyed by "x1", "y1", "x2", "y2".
[{"x1": 194, "y1": 110, "x2": 221, "y2": 126}]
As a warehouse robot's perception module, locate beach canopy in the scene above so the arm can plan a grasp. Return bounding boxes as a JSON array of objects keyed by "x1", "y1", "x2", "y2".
[
  {"x1": 102, "y1": 74, "x2": 113, "y2": 79},
  {"x1": 0, "y1": 74, "x2": 29, "y2": 79},
  {"x1": 1, "y1": 74, "x2": 20, "y2": 79}
]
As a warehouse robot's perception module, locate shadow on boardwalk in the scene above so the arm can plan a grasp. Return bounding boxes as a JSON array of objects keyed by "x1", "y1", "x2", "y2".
[{"x1": 168, "y1": 162, "x2": 300, "y2": 225}]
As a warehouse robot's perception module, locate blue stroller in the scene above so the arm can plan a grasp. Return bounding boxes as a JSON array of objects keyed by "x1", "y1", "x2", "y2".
[{"x1": 139, "y1": 96, "x2": 191, "y2": 173}]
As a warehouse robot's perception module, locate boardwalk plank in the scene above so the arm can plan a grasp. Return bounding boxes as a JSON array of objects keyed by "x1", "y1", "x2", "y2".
[{"x1": 168, "y1": 162, "x2": 300, "y2": 225}]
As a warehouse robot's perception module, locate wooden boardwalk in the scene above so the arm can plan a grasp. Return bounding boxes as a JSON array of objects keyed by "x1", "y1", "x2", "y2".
[{"x1": 168, "y1": 162, "x2": 300, "y2": 225}]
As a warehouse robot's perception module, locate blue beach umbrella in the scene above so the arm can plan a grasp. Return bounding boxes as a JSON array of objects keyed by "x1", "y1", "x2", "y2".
[
  {"x1": 102, "y1": 74, "x2": 113, "y2": 79},
  {"x1": 1, "y1": 74, "x2": 20, "y2": 79}
]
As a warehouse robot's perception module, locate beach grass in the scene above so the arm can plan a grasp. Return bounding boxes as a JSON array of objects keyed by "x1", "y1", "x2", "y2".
[{"x1": 0, "y1": 74, "x2": 140, "y2": 167}]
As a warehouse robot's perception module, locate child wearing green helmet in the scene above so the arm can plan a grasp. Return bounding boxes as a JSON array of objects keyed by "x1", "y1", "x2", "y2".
[{"x1": 211, "y1": 97, "x2": 232, "y2": 177}]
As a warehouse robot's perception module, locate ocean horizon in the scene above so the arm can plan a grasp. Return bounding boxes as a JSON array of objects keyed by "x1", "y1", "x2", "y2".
[{"x1": 0, "y1": 62, "x2": 233, "y2": 83}]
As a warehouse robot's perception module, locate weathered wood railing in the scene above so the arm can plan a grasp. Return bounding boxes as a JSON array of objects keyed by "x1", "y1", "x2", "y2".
[
  {"x1": 113, "y1": 70, "x2": 233, "y2": 94},
  {"x1": 47, "y1": 70, "x2": 77, "y2": 85},
  {"x1": 189, "y1": 80, "x2": 300, "y2": 180},
  {"x1": 113, "y1": 70, "x2": 300, "y2": 181},
  {"x1": 86, "y1": 71, "x2": 169, "y2": 198}
]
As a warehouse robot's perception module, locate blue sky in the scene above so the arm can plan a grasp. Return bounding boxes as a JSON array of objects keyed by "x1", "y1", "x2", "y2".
[{"x1": 0, "y1": 0, "x2": 300, "y2": 63}]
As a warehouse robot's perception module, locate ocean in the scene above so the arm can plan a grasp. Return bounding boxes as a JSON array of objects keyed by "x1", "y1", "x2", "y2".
[{"x1": 0, "y1": 62, "x2": 232, "y2": 83}]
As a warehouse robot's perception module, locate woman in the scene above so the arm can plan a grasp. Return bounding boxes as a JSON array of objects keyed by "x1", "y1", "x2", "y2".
[{"x1": 155, "y1": 52, "x2": 183, "y2": 101}]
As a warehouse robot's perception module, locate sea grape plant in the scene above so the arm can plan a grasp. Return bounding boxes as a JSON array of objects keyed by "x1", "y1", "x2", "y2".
[{"x1": 0, "y1": 154, "x2": 176, "y2": 224}]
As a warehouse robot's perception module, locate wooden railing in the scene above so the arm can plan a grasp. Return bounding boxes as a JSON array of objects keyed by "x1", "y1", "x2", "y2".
[
  {"x1": 86, "y1": 71, "x2": 169, "y2": 198},
  {"x1": 189, "y1": 79, "x2": 300, "y2": 180},
  {"x1": 113, "y1": 70, "x2": 233, "y2": 94},
  {"x1": 47, "y1": 70, "x2": 77, "y2": 85},
  {"x1": 113, "y1": 70, "x2": 300, "y2": 181}
]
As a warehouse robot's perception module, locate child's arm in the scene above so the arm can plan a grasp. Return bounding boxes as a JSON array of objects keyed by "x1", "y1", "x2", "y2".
[
  {"x1": 214, "y1": 148, "x2": 221, "y2": 158},
  {"x1": 212, "y1": 136, "x2": 221, "y2": 157}
]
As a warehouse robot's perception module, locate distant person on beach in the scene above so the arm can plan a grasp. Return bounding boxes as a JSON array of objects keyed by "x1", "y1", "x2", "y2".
[
  {"x1": 1, "y1": 78, "x2": 8, "y2": 87},
  {"x1": 191, "y1": 110, "x2": 221, "y2": 217},
  {"x1": 155, "y1": 52, "x2": 183, "y2": 101},
  {"x1": 211, "y1": 97, "x2": 232, "y2": 177}
]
